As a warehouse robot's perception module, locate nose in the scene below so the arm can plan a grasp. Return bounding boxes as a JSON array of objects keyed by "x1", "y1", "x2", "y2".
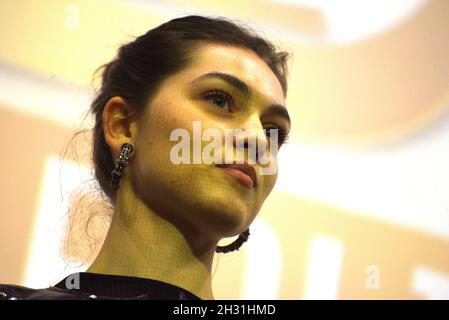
[{"x1": 232, "y1": 124, "x2": 268, "y2": 164}]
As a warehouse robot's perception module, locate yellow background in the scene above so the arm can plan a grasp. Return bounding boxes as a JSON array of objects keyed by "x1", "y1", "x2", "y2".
[{"x1": 1, "y1": 0, "x2": 449, "y2": 299}]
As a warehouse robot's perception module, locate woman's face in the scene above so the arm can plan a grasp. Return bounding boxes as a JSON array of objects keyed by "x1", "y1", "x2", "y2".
[{"x1": 130, "y1": 42, "x2": 290, "y2": 240}]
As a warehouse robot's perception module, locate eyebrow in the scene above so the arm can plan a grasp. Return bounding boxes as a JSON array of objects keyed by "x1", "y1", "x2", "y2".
[
  {"x1": 190, "y1": 71, "x2": 291, "y2": 128},
  {"x1": 263, "y1": 104, "x2": 291, "y2": 130},
  {"x1": 190, "y1": 71, "x2": 250, "y2": 96}
]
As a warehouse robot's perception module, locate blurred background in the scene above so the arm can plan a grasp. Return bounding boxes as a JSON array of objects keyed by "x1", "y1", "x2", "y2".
[{"x1": 1, "y1": 0, "x2": 449, "y2": 299}]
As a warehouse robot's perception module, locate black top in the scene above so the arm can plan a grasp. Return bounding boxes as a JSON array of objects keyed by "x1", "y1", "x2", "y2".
[{"x1": 0, "y1": 272, "x2": 201, "y2": 300}]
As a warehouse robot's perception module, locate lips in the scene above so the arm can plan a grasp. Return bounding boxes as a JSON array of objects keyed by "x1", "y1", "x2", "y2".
[{"x1": 215, "y1": 163, "x2": 257, "y2": 188}]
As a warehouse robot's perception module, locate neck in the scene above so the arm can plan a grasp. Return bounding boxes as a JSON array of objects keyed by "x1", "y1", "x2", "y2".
[{"x1": 87, "y1": 178, "x2": 216, "y2": 300}]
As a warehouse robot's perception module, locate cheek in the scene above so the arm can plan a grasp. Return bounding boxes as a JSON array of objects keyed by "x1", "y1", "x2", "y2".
[
  {"x1": 261, "y1": 170, "x2": 277, "y2": 197},
  {"x1": 131, "y1": 96, "x2": 209, "y2": 194},
  {"x1": 139, "y1": 97, "x2": 198, "y2": 153},
  {"x1": 131, "y1": 103, "x2": 178, "y2": 175}
]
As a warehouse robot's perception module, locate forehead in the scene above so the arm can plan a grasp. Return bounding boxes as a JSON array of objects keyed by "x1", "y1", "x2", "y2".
[{"x1": 181, "y1": 43, "x2": 285, "y2": 105}]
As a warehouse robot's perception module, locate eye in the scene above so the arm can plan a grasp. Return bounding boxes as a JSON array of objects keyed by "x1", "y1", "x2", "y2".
[
  {"x1": 264, "y1": 126, "x2": 290, "y2": 147},
  {"x1": 202, "y1": 89, "x2": 233, "y2": 111}
]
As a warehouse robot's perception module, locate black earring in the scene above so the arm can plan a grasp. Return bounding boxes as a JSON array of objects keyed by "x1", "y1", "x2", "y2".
[
  {"x1": 110, "y1": 143, "x2": 134, "y2": 191},
  {"x1": 215, "y1": 228, "x2": 250, "y2": 253}
]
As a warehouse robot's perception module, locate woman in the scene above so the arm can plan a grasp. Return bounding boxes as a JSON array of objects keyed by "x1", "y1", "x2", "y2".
[{"x1": 0, "y1": 14, "x2": 291, "y2": 300}]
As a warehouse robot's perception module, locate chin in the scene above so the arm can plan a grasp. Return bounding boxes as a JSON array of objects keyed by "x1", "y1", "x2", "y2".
[{"x1": 188, "y1": 191, "x2": 255, "y2": 238}]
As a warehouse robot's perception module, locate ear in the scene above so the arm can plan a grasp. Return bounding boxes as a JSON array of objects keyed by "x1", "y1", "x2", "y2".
[{"x1": 102, "y1": 96, "x2": 138, "y2": 160}]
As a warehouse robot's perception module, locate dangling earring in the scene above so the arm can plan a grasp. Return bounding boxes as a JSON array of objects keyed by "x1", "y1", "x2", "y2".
[
  {"x1": 110, "y1": 142, "x2": 134, "y2": 191},
  {"x1": 215, "y1": 228, "x2": 250, "y2": 253}
]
